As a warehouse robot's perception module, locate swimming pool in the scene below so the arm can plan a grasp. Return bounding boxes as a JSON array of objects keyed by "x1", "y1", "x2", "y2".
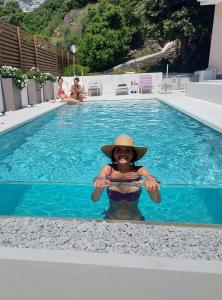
[{"x1": 0, "y1": 99, "x2": 222, "y2": 223}]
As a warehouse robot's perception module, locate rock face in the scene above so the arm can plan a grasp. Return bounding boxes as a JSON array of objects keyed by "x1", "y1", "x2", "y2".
[
  {"x1": 17, "y1": 0, "x2": 45, "y2": 11},
  {"x1": 112, "y1": 41, "x2": 180, "y2": 73}
]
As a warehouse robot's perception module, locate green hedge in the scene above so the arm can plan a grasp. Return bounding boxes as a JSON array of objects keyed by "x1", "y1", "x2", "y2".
[{"x1": 64, "y1": 64, "x2": 90, "y2": 76}]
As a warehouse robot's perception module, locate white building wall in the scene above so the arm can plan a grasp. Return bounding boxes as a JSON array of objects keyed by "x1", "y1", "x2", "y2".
[{"x1": 209, "y1": 3, "x2": 222, "y2": 74}]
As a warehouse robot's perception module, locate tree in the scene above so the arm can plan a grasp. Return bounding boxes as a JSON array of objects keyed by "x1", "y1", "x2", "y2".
[
  {"x1": 138, "y1": 0, "x2": 214, "y2": 71},
  {"x1": 140, "y1": 0, "x2": 214, "y2": 43},
  {"x1": 118, "y1": 0, "x2": 145, "y2": 49},
  {"x1": 0, "y1": 1, "x2": 24, "y2": 26},
  {"x1": 77, "y1": 0, "x2": 131, "y2": 71}
]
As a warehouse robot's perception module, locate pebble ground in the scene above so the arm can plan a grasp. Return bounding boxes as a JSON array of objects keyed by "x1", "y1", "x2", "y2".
[{"x1": 0, "y1": 217, "x2": 221, "y2": 261}]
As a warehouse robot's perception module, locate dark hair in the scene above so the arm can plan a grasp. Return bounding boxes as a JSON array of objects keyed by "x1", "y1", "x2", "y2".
[
  {"x1": 111, "y1": 147, "x2": 137, "y2": 166},
  {"x1": 57, "y1": 76, "x2": 63, "y2": 82},
  {"x1": 74, "y1": 77, "x2": 79, "y2": 82}
]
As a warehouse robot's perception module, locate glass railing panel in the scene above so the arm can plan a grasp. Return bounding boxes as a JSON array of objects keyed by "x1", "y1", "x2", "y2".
[{"x1": 0, "y1": 181, "x2": 222, "y2": 225}]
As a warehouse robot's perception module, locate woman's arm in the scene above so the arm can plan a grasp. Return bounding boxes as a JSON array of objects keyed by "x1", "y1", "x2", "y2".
[
  {"x1": 138, "y1": 167, "x2": 161, "y2": 203},
  {"x1": 56, "y1": 87, "x2": 60, "y2": 99},
  {"x1": 91, "y1": 164, "x2": 111, "y2": 202}
]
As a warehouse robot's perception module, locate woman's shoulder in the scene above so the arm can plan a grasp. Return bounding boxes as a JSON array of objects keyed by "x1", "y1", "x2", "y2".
[
  {"x1": 101, "y1": 164, "x2": 112, "y2": 172},
  {"x1": 135, "y1": 166, "x2": 143, "y2": 171}
]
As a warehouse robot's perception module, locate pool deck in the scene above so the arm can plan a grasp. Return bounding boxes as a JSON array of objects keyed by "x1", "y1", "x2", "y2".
[
  {"x1": 0, "y1": 101, "x2": 65, "y2": 136},
  {"x1": 158, "y1": 91, "x2": 222, "y2": 133},
  {"x1": 0, "y1": 91, "x2": 222, "y2": 299}
]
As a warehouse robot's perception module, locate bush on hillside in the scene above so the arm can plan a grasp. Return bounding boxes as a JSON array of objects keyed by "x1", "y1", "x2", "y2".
[
  {"x1": 0, "y1": 1, "x2": 24, "y2": 26},
  {"x1": 77, "y1": 0, "x2": 131, "y2": 72},
  {"x1": 64, "y1": 64, "x2": 90, "y2": 76}
]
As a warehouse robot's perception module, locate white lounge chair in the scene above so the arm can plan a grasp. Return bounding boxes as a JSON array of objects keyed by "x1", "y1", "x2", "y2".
[
  {"x1": 115, "y1": 83, "x2": 129, "y2": 95},
  {"x1": 88, "y1": 81, "x2": 102, "y2": 96}
]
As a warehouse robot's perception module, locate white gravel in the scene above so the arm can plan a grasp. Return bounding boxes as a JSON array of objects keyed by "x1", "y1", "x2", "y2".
[{"x1": 0, "y1": 217, "x2": 222, "y2": 261}]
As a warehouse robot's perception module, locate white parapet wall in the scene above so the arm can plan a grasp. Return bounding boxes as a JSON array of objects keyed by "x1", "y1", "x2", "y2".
[
  {"x1": 209, "y1": 2, "x2": 222, "y2": 74},
  {"x1": 198, "y1": 1, "x2": 222, "y2": 74},
  {"x1": 186, "y1": 81, "x2": 222, "y2": 105},
  {"x1": 0, "y1": 247, "x2": 221, "y2": 300},
  {"x1": 63, "y1": 73, "x2": 162, "y2": 94}
]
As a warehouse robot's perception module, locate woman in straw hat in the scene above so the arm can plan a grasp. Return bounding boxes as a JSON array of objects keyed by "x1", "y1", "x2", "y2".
[{"x1": 92, "y1": 135, "x2": 160, "y2": 221}]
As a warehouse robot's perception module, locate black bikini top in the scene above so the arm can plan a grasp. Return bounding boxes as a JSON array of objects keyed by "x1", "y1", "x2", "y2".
[{"x1": 107, "y1": 165, "x2": 142, "y2": 202}]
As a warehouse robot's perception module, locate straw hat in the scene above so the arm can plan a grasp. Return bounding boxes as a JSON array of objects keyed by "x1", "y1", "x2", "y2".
[{"x1": 101, "y1": 135, "x2": 147, "y2": 161}]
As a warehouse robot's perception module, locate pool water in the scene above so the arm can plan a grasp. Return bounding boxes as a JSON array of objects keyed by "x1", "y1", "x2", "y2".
[{"x1": 0, "y1": 99, "x2": 222, "y2": 223}]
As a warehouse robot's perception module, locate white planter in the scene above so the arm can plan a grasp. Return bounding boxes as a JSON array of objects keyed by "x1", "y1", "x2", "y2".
[
  {"x1": 2, "y1": 78, "x2": 22, "y2": 111},
  {"x1": 27, "y1": 79, "x2": 41, "y2": 105},
  {"x1": 41, "y1": 87, "x2": 44, "y2": 102},
  {"x1": 21, "y1": 86, "x2": 29, "y2": 108},
  {"x1": 53, "y1": 82, "x2": 58, "y2": 99},
  {"x1": 0, "y1": 75, "x2": 5, "y2": 113},
  {"x1": 43, "y1": 80, "x2": 54, "y2": 101}
]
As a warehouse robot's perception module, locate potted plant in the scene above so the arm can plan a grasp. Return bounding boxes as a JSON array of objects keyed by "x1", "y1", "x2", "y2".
[
  {"x1": 43, "y1": 73, "x2": 56, "y2": 101},
  {"x1": 26, "y1": 67, "x2": 46, "y2": 105},
  {"x1": 0, "y1": 66, "x2": 28, "y2": 111}
]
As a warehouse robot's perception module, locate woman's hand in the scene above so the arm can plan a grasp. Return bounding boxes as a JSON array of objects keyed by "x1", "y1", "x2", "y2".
[
  {"x1": 145, "y1": 177, "x2": 160, "y2": 193},
  {"x1": 93, "y1": 176, "x2": 107, "y2": 191}
]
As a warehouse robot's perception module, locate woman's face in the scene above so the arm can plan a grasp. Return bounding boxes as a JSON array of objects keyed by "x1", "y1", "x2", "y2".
[
  {"x1": 114, "y1": 147, "x2": 134, "y2": 164},
  {"x1": 58, "y1": 79, "x2": 63, "y2": 85}
]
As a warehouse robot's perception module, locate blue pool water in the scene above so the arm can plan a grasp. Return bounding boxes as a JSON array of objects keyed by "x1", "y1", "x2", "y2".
[{"x1": 0, "y1": 99, "x2": 222, "y2": 223}]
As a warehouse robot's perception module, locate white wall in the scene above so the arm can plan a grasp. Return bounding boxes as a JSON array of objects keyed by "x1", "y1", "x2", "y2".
[
  {"x1": 0, "y1": 248, "x2": 221, "y2": 300},
  {"x1": 209, "y1": 3, "x2": 222, "y2": 74},
  {"x1": 186, "y1": 82, "x2": 222, "y2": 104},
  {"x1": 63, "y1": 73, "x2": 162, "y2": 94}
]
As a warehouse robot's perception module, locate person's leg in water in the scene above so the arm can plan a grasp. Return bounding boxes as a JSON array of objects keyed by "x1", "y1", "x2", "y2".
[
  {"x1": 62, "y1": 95, "x2": 79, "y2": 105},
  {"x1": 70, "y1": 92, "x2": 82, "y2": 103}
]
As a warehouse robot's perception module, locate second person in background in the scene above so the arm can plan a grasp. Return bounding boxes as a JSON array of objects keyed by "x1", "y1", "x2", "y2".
[{"x1": 70, "y1": 77, "x2": 84, "y2": 102}]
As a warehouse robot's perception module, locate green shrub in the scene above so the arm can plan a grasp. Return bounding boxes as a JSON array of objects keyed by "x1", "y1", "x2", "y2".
[
  {"x1": 26, "y1": 67, "x2": 46, "y2": 87},
  {"x1": 64, "y1": 64, "x2": 90, "y2": 76},
  {"x1": 0, "y1": 65, "x2": 28, "y2": 89},
  {"x1": 44, "y1": 72, "x2": 57, "y2": 82}
]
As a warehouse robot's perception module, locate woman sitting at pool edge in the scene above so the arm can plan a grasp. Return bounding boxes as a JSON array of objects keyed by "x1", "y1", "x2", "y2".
[
  {"x1": 52, "y1": 76, "x2": 79, "y2": 104},
  {"x1": 92, "y1": 135, "x2": 161, "y2": 221},
  {"x1": 70, "y1": 77, "x2": 84, "y2": 102}
]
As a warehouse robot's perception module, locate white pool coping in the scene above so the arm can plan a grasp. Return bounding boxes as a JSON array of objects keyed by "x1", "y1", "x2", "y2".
[
  {"x1": 0, "y1": 245, "x2": 221, "y2": 300},
  {"x1": 158, "y1": 91, "x2": 222, "y2": 133},
  {"x1": 0, "y1": 101, "x2": 65, "y2": 136}
]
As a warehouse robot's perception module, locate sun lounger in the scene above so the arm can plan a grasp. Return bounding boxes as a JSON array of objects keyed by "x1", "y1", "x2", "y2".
[
  {"x1": 139, "y1": 75, "x2": 153, "y2": 93},
  {"x1": 115, "y1": 83, "x2": 129, "y2": 95},
  {"x1": 88, "y1": 81, "x2": 102, "y2": 96}
]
